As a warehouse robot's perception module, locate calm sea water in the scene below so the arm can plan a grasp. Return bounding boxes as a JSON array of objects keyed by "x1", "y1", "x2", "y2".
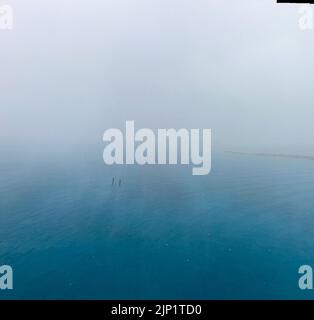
[{"x1": 1, "y1": 152, "x2": 314, "y2": 299}]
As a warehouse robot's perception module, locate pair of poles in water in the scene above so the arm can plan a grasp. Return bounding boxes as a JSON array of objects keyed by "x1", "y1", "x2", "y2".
[{"x1": 112, "y1": 177, "x2": 121, "y2": 187}]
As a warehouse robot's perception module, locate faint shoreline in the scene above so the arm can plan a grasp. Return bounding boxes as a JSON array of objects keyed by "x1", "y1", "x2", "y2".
[{"x1": 226, "y1": 151, "x2": 314, "y2": 161}]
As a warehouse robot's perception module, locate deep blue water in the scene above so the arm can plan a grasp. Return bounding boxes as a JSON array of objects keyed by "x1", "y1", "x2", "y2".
[{"x1": 1, "y1": 152, "x2": 314, "y2": 299}]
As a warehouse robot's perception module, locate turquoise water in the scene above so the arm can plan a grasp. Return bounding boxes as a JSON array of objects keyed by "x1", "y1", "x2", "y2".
[{"x1": 1, "y1": 152, "x2": 314, "y2": 299}]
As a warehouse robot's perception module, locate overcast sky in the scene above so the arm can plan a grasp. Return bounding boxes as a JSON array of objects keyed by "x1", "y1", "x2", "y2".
[{"x1": 1, "y1": 0, "x2": 313, "y2": 155}]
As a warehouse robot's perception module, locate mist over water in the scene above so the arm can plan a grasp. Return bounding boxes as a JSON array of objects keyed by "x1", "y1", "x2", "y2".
[
  {"x1": 1, "y1": 0, "x2": 314, "y2": 154},
  {"x1": 1, "y1": 0, "x2": 314, "y2": 299}
]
